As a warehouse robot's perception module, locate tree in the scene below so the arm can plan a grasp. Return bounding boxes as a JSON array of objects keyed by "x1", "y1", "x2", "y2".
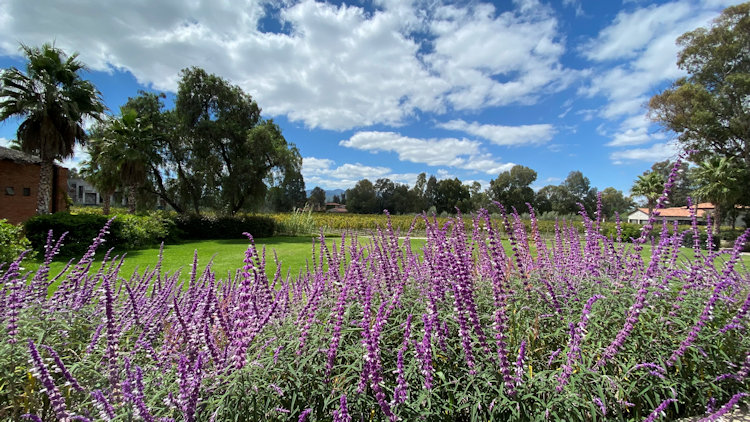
[
  {"x1": 265, "y1": 169, "x2": 306, "y2": 212},
  {"x1": 469, "y1": 181, "x2": 490, "y2": 211},
  {"x1": 81, "y1": 128, "x2": 120, "y2": 215},
  {"x1": 434, "y1": 178, "x2": 471, "y2": 214},
  {"x1": 600, "y1": 187, "x2": 636, "y2": 220},
  {"x1": 563, "y1": 171, "x2": 597, "y2": 215},
  {"x1": 648, "y1": 3, "x2": 750, "y2": 166},
  {"x1": 98, "y1": 109, "x2": 155, "y2": 213},
  {"x1": 694, "y1": 156, "x2": 747, "y2": 239},
  {"x1": 410, "y1": 173, "x2": 429, "y2": 213},
  {"x1": 631, "y1": 171, "x2": 664, "y2": 217},
  {"x1": 309, "y1": 187, "x2": 326, "y2": 211},
  {"x1": 0, "y1": 43, "x2": 104, "y2": 214},
  {"x1": 649, "y1": 160, "x2": 695, "y2": 207},
  {"x1": 488, "y1": 165, "x2": 537, "y2": 213},
  {"x1": 146, "y1": 67, "x2": 303, "y2": 215},
  {"x1": 535, "y1": 184, "x2": 573, "y2": 215},
  {"x1": 346, "y1": 179, "x2": 378, "y2": 214},
  {"x1": 425, "y1": 175, "x2": 438, "y2": 211}
]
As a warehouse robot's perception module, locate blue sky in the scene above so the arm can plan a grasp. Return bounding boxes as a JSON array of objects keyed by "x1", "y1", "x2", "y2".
[{"x1": 0, "y1": 0, "x2": 742, "y2": 195}]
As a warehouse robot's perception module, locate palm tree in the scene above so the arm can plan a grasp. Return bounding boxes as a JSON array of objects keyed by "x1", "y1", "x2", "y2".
[
  {"x1": 91, "y1": 109, "x2": 153, "y2": 213},
  {"x1": 694, "y1": 156, "x2": 746, "y2": 240},
  {"x1": 631, "y1": 171, "x2": 665, "y2": 217},
  {"x1": 81, "y1": 130, "x2": 120, "y2": 215},
  {"x1": 0, "y1": 43, "x2": 104, "y2": 214}
]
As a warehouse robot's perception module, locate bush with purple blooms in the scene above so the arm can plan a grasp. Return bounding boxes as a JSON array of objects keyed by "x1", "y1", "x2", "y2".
[{"x1": 1, "y1": 197, "x2": 749, "y2": 420}]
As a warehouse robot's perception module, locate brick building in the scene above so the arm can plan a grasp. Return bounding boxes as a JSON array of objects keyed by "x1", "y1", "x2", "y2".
[{"x1": 0, "y1": 146, "x2": 69, "y2": 224}]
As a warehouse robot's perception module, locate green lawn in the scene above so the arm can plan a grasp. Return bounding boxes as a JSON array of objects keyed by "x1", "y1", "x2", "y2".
[
  {"x1": 20, "y1": 236, "x2": 429, "y2": 285},
  {"x1": 19, "y1": 235, "x2": 748, "y2": 286}
]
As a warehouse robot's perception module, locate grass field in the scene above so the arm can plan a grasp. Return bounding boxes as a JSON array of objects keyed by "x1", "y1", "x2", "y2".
[{"x1": 19, "y1": 234, "x2": 749, "y2": 287}]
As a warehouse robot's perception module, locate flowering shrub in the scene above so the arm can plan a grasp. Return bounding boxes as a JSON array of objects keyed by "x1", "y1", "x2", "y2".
[{"x1": 2, "y1": 188, "x2": 749, "y2": 419}]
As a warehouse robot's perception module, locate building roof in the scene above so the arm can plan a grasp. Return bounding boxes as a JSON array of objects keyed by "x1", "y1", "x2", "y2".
[
  {"x1": 0, "y1": 146, "x2": 41, "y2": 164},
  {"x1": 636, "y1": 206, "x2": 709, "y2": 218}
]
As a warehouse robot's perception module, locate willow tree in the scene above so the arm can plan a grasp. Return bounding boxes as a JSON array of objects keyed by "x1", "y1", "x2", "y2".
[{"x1": 0, "y1": 43, "x2": 104, "y2": 214}]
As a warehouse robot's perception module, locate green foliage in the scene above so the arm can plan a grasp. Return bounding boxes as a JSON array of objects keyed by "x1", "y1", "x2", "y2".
[
  {"x1": 174, "y1": 214, "x2": 276, "y2": 239},
  {"x1": 0, "y1": 43, "x2": 105, "y2": 214},
  {"x1": 649, "y1": 3, "x2": 750, "y2": 166},
  {"x1": 23, "y1": 212, "x2": 173, "y2": 256},
  {"x1": 309, "y1": 186, "x2": 326, "y2": 210},
  {"x1": 489, "y1": 165, "x2": 537, "y2": 212},
  {"x1": 631, "y1": 171, "x2": 665, "y2": 213},
  {"x1": 346, "y1": 179, "x2": 379, "y2": 214},
  {"x1": 0, "y1": 219, "x2": 33, "y2": 264}
]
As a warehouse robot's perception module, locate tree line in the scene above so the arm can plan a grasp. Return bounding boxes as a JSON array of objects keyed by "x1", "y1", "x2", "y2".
[{"x1": 1, "y1": 3, "x2": 748, "y2": 227}]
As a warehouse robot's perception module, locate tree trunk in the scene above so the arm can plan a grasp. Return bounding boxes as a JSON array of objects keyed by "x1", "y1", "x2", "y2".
[
  {"x1": 36, "y1": 159, "x2": 54, "y2": 215},
  {"x1": 102, "y1": 189, "x2": 113, "y2": 215},
  {"x1": 127, "y1": 183, "x2": 137, "y2": 214}
]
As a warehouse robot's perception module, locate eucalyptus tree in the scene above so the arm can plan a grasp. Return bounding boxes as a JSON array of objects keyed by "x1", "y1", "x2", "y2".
[
  {"x1": 649, "y1": 3, "x2": 750, "y2": 166},
  {"x1": 0, "y1": 43, "x2": 105, "y2": 214}
]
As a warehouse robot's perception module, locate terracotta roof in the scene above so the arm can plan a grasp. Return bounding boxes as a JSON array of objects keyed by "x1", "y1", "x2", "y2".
[
  {"x1": 0, "y1": 146, "x2": 41, "y2": 164},
  {"x1": 637, "y1": 206, "x2": 709, "y2": 218}
]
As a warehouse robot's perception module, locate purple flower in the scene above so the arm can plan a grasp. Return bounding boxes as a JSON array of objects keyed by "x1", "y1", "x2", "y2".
[
  {"x1": 27, "y1": 340, "x2": 69, "y2": 420},
  {"x1": 41, "y1": 345, "x2": 84, "y2": 393},
  {"x1": 559, "y1": 294, "x2": 603, "y2": 389},
  {"x1": 332, "y1": 394, "x2": 351, "y2": 422},
  {"x1": 699, "y1": 393, "x2": 748, "y2": 422},
  {"x1": 643, "y1": 398, "x2": 676, "y2": 422},
  {"x1": 298, "y1": 408, "x2": 312, "y2": 422}
]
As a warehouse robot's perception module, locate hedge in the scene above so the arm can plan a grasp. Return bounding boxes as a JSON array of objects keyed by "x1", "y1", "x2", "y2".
[{"x1": 173, "y1": 214, "x2": 275, "y2": 240}]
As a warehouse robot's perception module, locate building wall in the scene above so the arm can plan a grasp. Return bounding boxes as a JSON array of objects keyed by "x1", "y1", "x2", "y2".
[{"x1": 0, "y1": 161, "x2": 68, "y2": 224}]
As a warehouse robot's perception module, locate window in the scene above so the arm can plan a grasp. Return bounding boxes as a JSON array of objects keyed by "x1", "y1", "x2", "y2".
[
  {"x1": 78, "y1": 186, "x2": 84, "y2": 200},
  {"x1": 23, "y1": 187, "x2": 31, "y2": 196},
  {"x1": 5, "y1": 187, "x2": 14, "y2": 196}
]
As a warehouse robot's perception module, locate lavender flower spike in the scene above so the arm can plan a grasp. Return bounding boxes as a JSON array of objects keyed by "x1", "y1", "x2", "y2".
[
  {"x1": 699, "y1": 393, "x2": 749, "y2": 422},
  {"x1": 27, "y1": 340, "x2": 69, "y2": 421},
  {"x1": 644, "y1": 398, "x2": 676, "y2": 422}
]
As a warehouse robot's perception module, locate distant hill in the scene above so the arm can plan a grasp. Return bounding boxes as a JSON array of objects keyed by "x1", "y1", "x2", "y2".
[{"x1": 305, "y1": 188, "x2": 346, "y2": 202}]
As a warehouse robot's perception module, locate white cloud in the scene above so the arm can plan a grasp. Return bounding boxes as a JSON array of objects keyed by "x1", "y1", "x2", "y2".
[
  {"x1": 582, "y1": 2, "x2": 693, "y2": 62},
  {"x1": 581, "y1": 0, "x2": 740, "y2": 164},
  {"x1": 437, "y1": 119, "x2": 556, "y2": 146},
  {"x1": 0, "y1": 0, "x2": 575, "y2": 131},
  {"x1": 609, "y1": 142, "x2": 681, "y2": 164},
  {"x1": 0, "y1": 137, "x2": 10, "y2": 148},
  {"x1": 340, "y1": 131, "x2": 512, "y2": 174},
  {"x1": 425, "y1": 2, "x2": 576, "y2": 110},
  {"x1": 301, "y1": 156, "x2": 418, "y2": 190}
]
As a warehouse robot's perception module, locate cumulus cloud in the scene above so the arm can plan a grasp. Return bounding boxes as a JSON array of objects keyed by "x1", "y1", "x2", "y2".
[
  {"x1": 609, "y1": 142, "x2": 681, "y2": 164},
  {"x1": 301, "y1": 156, "x2": 417, "y2": 190},
  {"x1": 580, "y1": 0, "x2": 738, "y2": 163},
  {"x1": 340, "y1": 131, "x2": 512, "y2": 174},
  {"x1": 0, "y1": 0, "x2": 575, "y2": 130},
  {"x1": 437, "y1": 119, "x2": 556, "y2": 146}
]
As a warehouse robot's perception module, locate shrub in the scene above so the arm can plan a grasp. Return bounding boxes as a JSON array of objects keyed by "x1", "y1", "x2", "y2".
[
  {"x1": 174, "y1": 214, "x2": 275, "y2": 239},
  {"x1": 24, "y1": 213, "x2": 122, "y2": 256},
  {"x1": 0, "y1": 219, "x2": 33, "y2": 265},
  {"x1": 24, "y1": 212, "x2": 174, "y2": 255},
  {"x1": 1, "y1": 209, "x2": 748, "y2": 421}
]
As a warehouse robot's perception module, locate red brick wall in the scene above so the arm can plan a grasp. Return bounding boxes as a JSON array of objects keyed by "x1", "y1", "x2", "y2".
[{"x1": 0, "y1": 161, "x2": 69, "y2": 224}]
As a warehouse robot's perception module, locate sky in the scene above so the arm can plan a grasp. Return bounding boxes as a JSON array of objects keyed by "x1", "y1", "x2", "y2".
[{"x1": 0, "y1": 0, "x2": 743, "y2": 195}]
